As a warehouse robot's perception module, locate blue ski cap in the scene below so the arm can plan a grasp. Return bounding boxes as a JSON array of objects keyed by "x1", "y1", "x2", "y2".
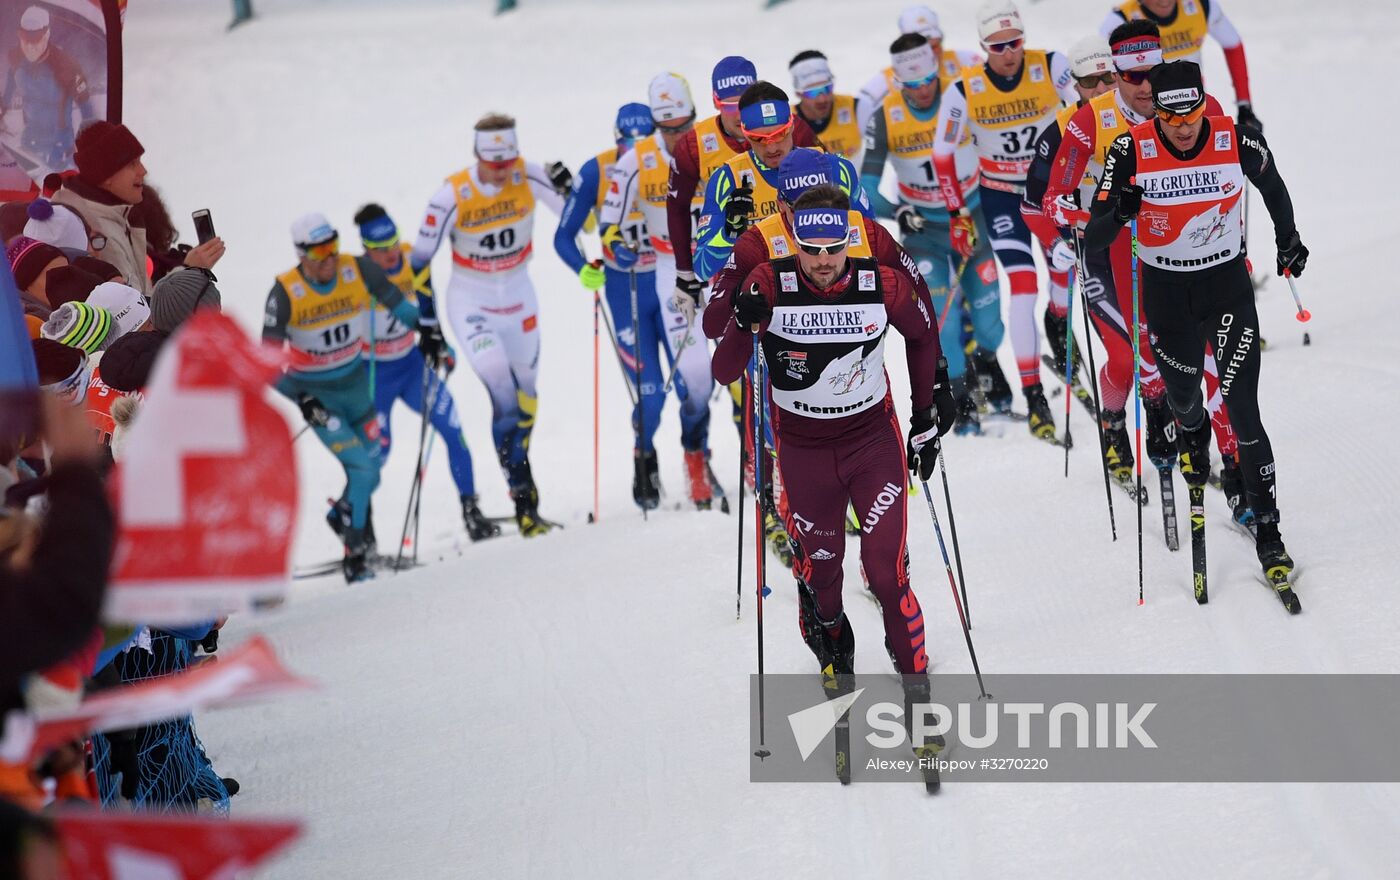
[
  {"x1": 712, "y1": 56, "x2": 757, "y2": 105},
  {"x1": 777, "y1": 149, "x2": 833, "y2": 203},
  {"x1": 614, "y1": 102, "x2": 656, "y2": 142},
  {"x1": 739, "y1": 98, "x2": 791, "y2": 133},
  {"x1": 357, "y1": 212, "x2": 398, "y2": 249},
  {"x1": 793, "y1": 208, "x2": 849, "y2": 244}
]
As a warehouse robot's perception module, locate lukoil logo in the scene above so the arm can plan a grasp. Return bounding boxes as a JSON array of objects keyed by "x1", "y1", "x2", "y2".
[{"x1": 786, "y1": 691, "x2": 1158, "y2": 762}]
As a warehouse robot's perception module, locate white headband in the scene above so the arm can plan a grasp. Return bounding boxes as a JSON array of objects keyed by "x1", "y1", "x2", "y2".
[
  {"x1": 892, "y1": 43, "x2": 938, "y2": 85},
  {"x1": 790, "y1": 57, "x2": 834, "y2": 93},
  {"x1": 475, "y1": 128, "x2": 520, "y2": 163}
]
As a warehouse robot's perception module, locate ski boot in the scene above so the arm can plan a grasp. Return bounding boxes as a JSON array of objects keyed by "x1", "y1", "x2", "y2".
[
  {"x1": 683, "y1": 449, "x2": 714, "y2": 510},
  {"x1": 325, "y1": 498, "x2": 352, "y2": 540},
  {"x1": 903, "y1": 676, "x2": 945, "y2": 791},
  {"x1": 342, "y1": 529, "x2": 374, "y2": 583},
  {"x1": 1042, "y1": 307, "x2": 1081, "y2": 379},
  {"x1": 461, "y1": 494, "x2": 501, "y2": 541},
  {"x1": 952, "y1": 378, "x2": 981, "y2": 436},
  {"x1": 633, "y1": 449, "x2": 661, "y2": 511},
  {"x1": 1024, "y1": 383, "x2": 1057, "y2": 440},
  {"x1": 1218, "y1": 454, "x2": 1253, "y2": 527},
  {"x1": 1175, "y1": 418, "x2": 1211, "y2": 489},
  {"x1": 1254, "y1": 510, "x2": 1300, "y2": 612},
  {"x1": 973, "y1": 349, "x2": 1012, "y2": 414},
  {"x1": 510, "y1": 463, "x2": 552, "y2": 538},
  {"x1": 1101, "y1": 408, "x2": 1134, "y2": 483},
  {"x1": 761, "y1": 486, "x2": 794, "y2": 567},
  {"x1": 798, "y1": 586, "x2": 855, "y2": 685},
  {"x1": 1144, "y1": 397, "x2": 1177, "y2": 471}
]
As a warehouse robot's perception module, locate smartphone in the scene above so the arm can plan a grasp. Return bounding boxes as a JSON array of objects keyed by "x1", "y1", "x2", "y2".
[{"x1": 192, "y1": 209, "x2": 216, "y2": 244}]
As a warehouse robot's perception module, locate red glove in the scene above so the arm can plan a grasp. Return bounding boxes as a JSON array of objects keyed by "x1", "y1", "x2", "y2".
[{"x1": 949, "y1": 209, "x2": 978, "y2": 258}]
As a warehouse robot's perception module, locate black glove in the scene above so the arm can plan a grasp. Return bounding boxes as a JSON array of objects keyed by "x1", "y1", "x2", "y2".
[
  {"x1": 544, "y1": 160, "x2": 573, "y2": 195},
  {"x1": 908, "y1": 358, "x2": 956, "y2": 480},
  {"x1": 418, "y1": 322, "x2": 447, "y2": 367},
  {"x1": 1113, "y1": 183, "x2": 1144, "y2": 224},
  {"x1": 895, "y1": 204, "x2": 926, "y2": 236},
  {"x1": 1276, "y1": 230, "x2": 1308, "y2": 278},
  {"x1": 1236, "y1": 102, "x2": 1263, "y2": 134},
  {"x1": 734, "y1": 282, "x2": 772, "y2": 331},
  {"x1": 297, "y1": 393, "x2": 330, "y2": 428},
  {"x1": 724, "y1": 186, "x2": 755, "y2": 236}
]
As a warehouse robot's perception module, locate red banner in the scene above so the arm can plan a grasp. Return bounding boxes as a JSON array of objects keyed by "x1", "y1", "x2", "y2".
[
  {"x1": 57, "y1": 811, "x2": 301, "y2": 880},
  {"x1": 105, "y1": 311, "x2": 299, "y2": 623}
]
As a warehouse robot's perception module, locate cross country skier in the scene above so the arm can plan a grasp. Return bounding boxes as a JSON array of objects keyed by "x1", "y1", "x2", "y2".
[
  {"x1": 862, "y1": 33, "x2": 1000, "y2": 435},
  {"x1": 931, "y1": 0, "x2": 1078, "y2": 440},
  {"x1": 1028, "y1": 22, "x2": 1246, "y2": 513},
  {"x1": 1099, "y1": 0, "x2": 1261, "y2": 130},
  {"x1": 410, "y1": 113, "x2": 572, "y2": 537},
  {"x1": 1083, "y1": 60, "x2": 1308, "y2": 589},
  {"x1": 711, "y1": 184, "x2": 955, "y2": 744},
  {"x1": 353, "y1": 203, "x2": 499, "y2": 541},
  {"x1": 788, "y1": 50, "x2": 863, "y2": 163},
  {"x1": 854, "y1": 4, "x2": 983, "y2": 134},
  {"x1": 595, "y1": 80, "x2": 718, "y2": 510},
  {"x1": 262, "y1": 213, "x2": 439, "y2": 582}
]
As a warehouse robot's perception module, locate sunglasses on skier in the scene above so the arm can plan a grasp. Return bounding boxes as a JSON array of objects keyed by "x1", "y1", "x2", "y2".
[
  {"x1": 1118, "y1": 67, "x2": 1153, "y2": 85},
  {"x1": 1075, "y1": 72, "x2": 1117, "y2": 88},
  {"x1": 656, "y1": 115, "x2": 696, "y2": 134},
  {"x1": 797, "y1": 83, "x2": 834, "y2": 100},
  {"x1": 982, "y1": 37, "x2": 1024, "y2": 54},
  {"x1": 899, "y1": 71, "x2": 939, "y2": 90},
  {"x1": 301, "y1": 237, "x2": 340, "y2": 261},
  {"x1": 1155, "y1": 103, "x2": 1207, "y2": 127},
  {"x1": 794, "y1": 234, "x2": 850, "y2": 256},
  {"x1": 741, "y1": 118, "x2": 796, "y2": 145}
]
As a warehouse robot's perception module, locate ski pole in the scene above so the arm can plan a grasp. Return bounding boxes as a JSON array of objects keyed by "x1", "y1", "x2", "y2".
[
  {"x1": 938, "y1": 253, "x2": 974, "y2": 329},
  {"x1": 751, "y1": 333, "x2": 770, "y2": 759},
  {"x1": 1073, "y1": 234, "x2": 1116, "y2": 541},
  {"x1": 735, "y1": 443, "x2": 746, "y2": 620},
  {"x1": 936, "y1": 447, "x2": 971, "y2": 630},
  {"x1": 1062, "y1": 265, "x2": 1075, "y2": 474},
  {"x1": 396, "y1": 360, "x2": 435, "y2": 571},
  {"x1": 629, "y1": 270, "x2": 648, "y2": 522},
  {"x1": 596, "y1": 295, "x2": 639, "y2": 407},
  {"x1": 1130, "y1": 218, "x2": 1145, "y2": 606},
  {"x1": 915, "y1": 450, "x2": 990, "y2": 701},
  {"x1": 592, "y1": 291, "x2": 601, "y2": 524},
  {"x1": 1282, "y1": 269, "x2": 1311, "y2": 323},
  {"x1": 292, "y1": 423, "x2": 312, "y2": 443},
  {"x1": 661, "y1": 318, "x2": 694, "y2": 395}
]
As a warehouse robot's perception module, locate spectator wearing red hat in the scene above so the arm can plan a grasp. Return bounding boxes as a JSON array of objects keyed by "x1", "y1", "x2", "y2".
[{"x1": 50, "y1": 121, "x2": 153, "y2": 293}]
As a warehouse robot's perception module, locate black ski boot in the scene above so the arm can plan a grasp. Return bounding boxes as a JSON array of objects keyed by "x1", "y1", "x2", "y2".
[
  {"x1": 1042, "y1": 307, "x2": 1081, "y2": 379},
  {"x1": 952, "y1": 377, "x2": 981, "y2": 436},
  {"x1": 1101, "y1": 408, "x2": 1134, "y2": 482},
  {"x1": 1176, "y1": 418, "x2": 1211, "y2": 489},
  {"x1": 798, "y1": 586, "x2": 855, "y2": 684},
  {"x1": 903, "y1": 676, "x2": 945, "y2": 792},
  {"x1": 461, "y1": 494, "x2": 501, "y2": 541},
  {"x1": 1144, "y1": 397, "x2": 1177, "y2": 470},
  {"x1": 509, "y1": 462, "x2": 552, "y2": 537},
  {"x1": 973, "y1": 348, "x2": 1012, "y2": 414},
  {"x1": 632, "y1": 449, "x2": 661, "y2": 510},
  {"x1": 342, "y1": 529, "x2": 374, "y2": 583},
  {"x1": 325, "y1": 498, "x2": 352, "y2": 539},
  {"x1": 1219, "y1": 454, "x2": 1253, "y2": 525},
  {"x1": 1254, "y1": 510, "x2": 1294, "y2": 577},
  {"x1": 1024, "y1": 383, "x2": 1056, "y2": 440}
]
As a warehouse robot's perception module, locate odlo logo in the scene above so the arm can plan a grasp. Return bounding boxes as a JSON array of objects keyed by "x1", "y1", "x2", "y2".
[{"x1": 863, "y1": 482, "x2": 903, "y2": 533}]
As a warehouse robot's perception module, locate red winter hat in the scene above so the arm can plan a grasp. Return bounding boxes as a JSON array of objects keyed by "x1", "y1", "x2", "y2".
[{"x1": 74, "y1": 120, "x2": 145, "y2": 187}]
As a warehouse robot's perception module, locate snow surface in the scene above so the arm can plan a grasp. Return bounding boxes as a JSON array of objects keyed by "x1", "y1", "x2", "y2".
[{"x1": 121, "y1": 0, "x2": 1398, "y2": 876}]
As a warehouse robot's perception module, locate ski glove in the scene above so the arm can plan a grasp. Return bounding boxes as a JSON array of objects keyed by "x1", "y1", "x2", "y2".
[
  {"x1": 948, "y1": 208, "x2": 978, "y2": 258},
  {"x1": 1236, "y1": 102, "x2": 1263, "y2": 134},
  {"x1": 1048, "y1": 239, "x2": 1077, "y2": 272},
  {"x1": 545, "y1": 161, "x2": 573, "y2": 195},
  {"x1": 601, "y1": 225, "x2": 639, "y2": 270},
  {"x1": 297, "y1": 393, "x2": 330, "y2": 428},
  {"x1": 673, "y1": 271, "x2": 706, "y2": 323},
  {"x1": 418, "y1": 323, "x2": 448, "y2": 368},
  {"x1": 577, "y1": 259, "x2": 606, "y2": 291},
  {"x1": 1276, "y1": 231, "x2": 1308, "y2": 278},
  {"x1": 734, "y1": 282, "x2": 772, "y2": 332},
  {"x1": 895, "y1": 203, "x2": 926, "y2": 236},
  {"x1": 1112, "y1": 183, "x2": 1144, "y2": 224},
  {"x1": 724, "y1": 186, "x2": 755, "y2": 237},
  {"x1": 907, "y1": 409, "x2": 941, "y2": 480}
]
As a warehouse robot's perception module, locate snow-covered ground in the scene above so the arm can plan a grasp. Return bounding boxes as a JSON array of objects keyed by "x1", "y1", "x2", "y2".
[{"x1": 122, "y1": 0, "x2": 1396, "y2": 876}]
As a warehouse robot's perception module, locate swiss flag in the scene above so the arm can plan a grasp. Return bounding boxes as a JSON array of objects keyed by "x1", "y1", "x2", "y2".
[
  {"x1": 56, "y1": 812, "x2": 302, "y2": 879},
  {"x1": 105, "y1": 312, "x2": 299, "y2": 624}
]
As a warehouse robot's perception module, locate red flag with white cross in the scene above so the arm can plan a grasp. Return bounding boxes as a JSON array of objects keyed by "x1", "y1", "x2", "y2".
[
  {"x1": 104, "y1": 311, "x2": 299, "y2": 624},
  {"x1": 55, "y1": 811, "x2": 302, "y2": 879}
]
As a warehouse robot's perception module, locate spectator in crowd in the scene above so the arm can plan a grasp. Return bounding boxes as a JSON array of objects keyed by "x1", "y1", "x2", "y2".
[
  {"x1": 49, "y1": 121, "x2": 151, "y2": 292},
  {"x1": 6, "y1": 236, "x2": 67, "y2": 322},
  {"x1": 134, "y1": 183, "x2": 224, "y2": 283},
  {"x1": 21, "y1": 198, "x2": 89, "y2": 258}
]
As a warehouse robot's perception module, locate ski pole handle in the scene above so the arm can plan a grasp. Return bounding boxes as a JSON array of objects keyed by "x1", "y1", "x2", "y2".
[{"x1": 1282, "y1": 269, "x2": 1311, "y2": 323}]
